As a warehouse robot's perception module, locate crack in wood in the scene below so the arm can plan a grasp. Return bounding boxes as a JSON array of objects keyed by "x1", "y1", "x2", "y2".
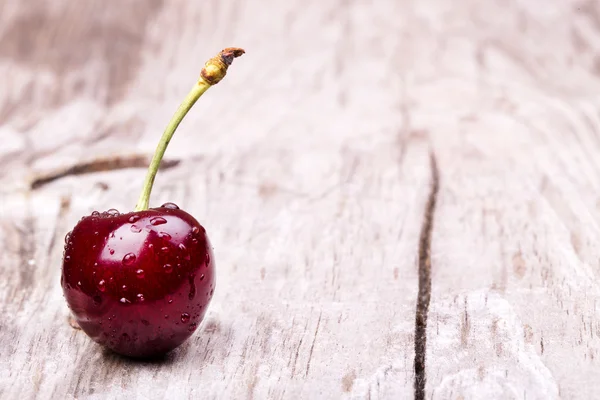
[
  {"x1": 30, "y1": 155, "x2": 180, "y2": 190},
  {"x1": 413, "y1": 151, "x2": 439, "y2": 400}
]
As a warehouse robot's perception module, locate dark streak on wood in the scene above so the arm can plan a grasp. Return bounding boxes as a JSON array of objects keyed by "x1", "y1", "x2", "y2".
[
  {"x1": 413, "y1": 151, "x2": 440, "y2": 400},
  {"x1": 305, "y1": 311, "x2": 322, "y2": 377},
  {"x1": 30, "y1": 155, "x2": 180, "y2": 189}
]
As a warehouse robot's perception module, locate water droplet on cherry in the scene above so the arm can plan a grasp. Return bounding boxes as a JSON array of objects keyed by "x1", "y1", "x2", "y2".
[
  {"x1": 181, "y1": 313, "x2": 190, "y2": 323},
  {"x1": 106, "y1": 209, "x2": 120, "y2": 216},
  {"x1": 97, "y1": 280, "x2": 106, "y2": 292},
  {"x1": 163, "y1": 264, "x2": 173, "y2": 273},
  {"x1": 130, "y1": 225, "x2": 142, "y2": 233},
  {"x1": 205, "y1": 252, "x2": 211, "y2": 266},
  {"x1": 158, "y1": 232, "x2": 171, "y2": 240},
  {"x1": 109, "y1": 249, "x2": 115, "y2": 255},
  {"x1": 129, "y1": 215, "x2": 140, "y2": 223},
  {"x1": 150, "y1": 217, "x2": 167, "y2": 226},
  {"x1": 161, "y1": 246, "x2": 170, "y2": 254},
  {"x1": 200, "y1": 274, "x2": 205, "y2": 281},
  {"x1": 135, "y1": 269, "x2": 145, "y2": 278},
  {"x1": 120, "y1": 297, "x2": 131, "y2": 304},
  {"x1": 191, "y1": 226, "x2": 200, "y2": 235},
  {"x1": 161, "y1": 202, "x2": 179, "y2": 209},
  {"x1": 64, "y1": 232, "x2": 72, "y2": 244},
  {"x1": 123, "y1": 253, "x2": 136, "y2": 265},
  {"x1": 91, "y1": 211, "x2": 100, "y2": 217},
  {"x1": 137, "y1": 293, "x2": 145, "y2": 302}
]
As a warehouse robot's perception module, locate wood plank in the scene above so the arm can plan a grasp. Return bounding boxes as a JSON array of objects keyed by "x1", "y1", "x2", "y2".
[
  {"x1": 419, "y1": 1, "x2": 600, "y2": 399},
  {"x1": 1, "y1": 1, "x2": 427, "y2": 399}
]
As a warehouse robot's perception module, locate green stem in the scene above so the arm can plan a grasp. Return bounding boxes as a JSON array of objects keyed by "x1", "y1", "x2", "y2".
[{"x1": 134, "y1": 47, "x2": 245, "y2": 211}]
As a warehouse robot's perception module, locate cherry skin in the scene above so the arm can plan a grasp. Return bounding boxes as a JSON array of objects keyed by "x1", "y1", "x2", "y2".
[{"x1": 61, "y1": 203, "x2": 215, "y2": 358}]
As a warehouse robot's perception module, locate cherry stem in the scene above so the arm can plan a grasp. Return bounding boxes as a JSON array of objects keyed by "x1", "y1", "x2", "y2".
[{"x1": 135, "y1": 48, "x2": 245, "y2": 211}]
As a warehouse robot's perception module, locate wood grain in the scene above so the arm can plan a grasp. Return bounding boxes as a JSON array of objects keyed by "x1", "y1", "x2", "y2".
[{"x1": 1, "y1": 0, "x2": 600, "y2": 399}]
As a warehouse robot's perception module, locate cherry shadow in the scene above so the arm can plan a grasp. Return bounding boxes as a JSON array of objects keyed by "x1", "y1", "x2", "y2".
[{"x1": 99, "y1": 340, "x2": 190, "y2": 366}]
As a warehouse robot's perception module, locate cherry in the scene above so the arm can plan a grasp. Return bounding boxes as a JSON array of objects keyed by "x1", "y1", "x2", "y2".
[{"x1": 61, "y1": 48, "x2": 244, "y2": 358}]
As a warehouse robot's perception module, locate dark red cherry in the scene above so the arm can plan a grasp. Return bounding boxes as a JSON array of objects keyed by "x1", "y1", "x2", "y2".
[
  {"x1": 60, "y1": 47, "x2": 243, "y2": 358},
  {"x1": 61, "y1": 204, "x2": 215, "y2": 358}
]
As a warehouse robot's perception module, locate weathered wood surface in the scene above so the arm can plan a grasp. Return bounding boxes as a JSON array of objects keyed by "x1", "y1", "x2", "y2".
[{"x1": 2, "y1": 0, "x2": 600, "y2": 399}]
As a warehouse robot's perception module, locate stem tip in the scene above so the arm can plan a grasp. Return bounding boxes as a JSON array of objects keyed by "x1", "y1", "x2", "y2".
[{"x1": 201, "y1": 47, "x2": 245, "y2": 85}]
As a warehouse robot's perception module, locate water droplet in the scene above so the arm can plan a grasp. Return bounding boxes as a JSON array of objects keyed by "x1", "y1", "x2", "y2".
[
  {"x1": 129, "y1": 215, "x2": 140, "y2": 223},
  {"x1": 150, "y1": 216, "x2": 167, "y2": 226},
  {"x1": 137, "y1": 293, "x2": 145, "y2": 302},
  {"x1": 161, "y1": 246, "x2": 170, "y2": 254},
  {"x1": 168, "y1": 299, "x2": 173, "y2": 304},
  {"x1": 205, "y1": 252, "x2": 211, "y2": 266},
  {"x1": 97, "y1": 280, "x2": 106, "y2": 292},
  {"x1": 109, "y1": 249, "x2": 115, "y2": 255},
  {"x1": 123, "y1": 253, "x2": 136, "y2": 265},
  {"x1": 91, "y1": 211, "x2": 100, "y2": 217},
  {"x1": 161, "y1": 202, "x2": 179, "y2": 209},
  {"x1": 77, "y1": 281, "x2": 82, "y2": 286},
  {"x1": 200, "y1": 274, "x2": 205, "y2": 281},
  {"x1": 148, "y1": 244, "x2": 154, "y2": 250},
  {"x1": 163, "y1": 264, "x2": 173, "y2": 273},
  {"x1": 94, "y1": 262, "x2": 98, "y2": 267},
  {"x1": 192, "y1": 238, "x2": 198, "y2": 244},
  {"x1": 92, "y1": 245, "x2": 96, "y2": 250},
  {"x1": 109, "y1": 277, "x2": 114, "y2": 283},
  {"x1": 64, "y1": 255, "x2": 71, "y2": 261},
  {"x1": 120, "y1": 297, "x2": 131, "y2": 304},
  {"x1": 135, "y1": 269, "x2": 145, "y2": 279},
  {"x1": 191, "y1": 226, "x2": 200, "y2": 235},
  {"x1": 158, "y1": 232, "x2": 171, "y2": 240},
  {"x1": 122, "y1": 285, "x2": 128, "y2": 291},
  {"x1": 181, "y1": 313, "x2": 190, "y2": 323},
  {"x1": 164, "y1": 314, "x2": 169, "y2": 319},
  {"x1": 94, "y1": 231, "x2": 99, "y2": 236},
  {"x1": 106, "y1": 208, "x2": 120, "y2": 216},
  {"x1": 188, "y1": 323, "x2": 197, "y2": 332},
  {"x1": 179, "y1": 243, "x2": 190, "y2": 260},
  {"x1": 64, "y1": 232, "x2": 72, "y2": 244},
  {"x1": 130, "y1": 224, "x2": 142, "y2": 233}
]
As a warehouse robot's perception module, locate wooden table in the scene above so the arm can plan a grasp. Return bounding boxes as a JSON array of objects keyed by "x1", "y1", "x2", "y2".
[{"x1": 2, "y1": 0, "x2": 599, "y2": 399}]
